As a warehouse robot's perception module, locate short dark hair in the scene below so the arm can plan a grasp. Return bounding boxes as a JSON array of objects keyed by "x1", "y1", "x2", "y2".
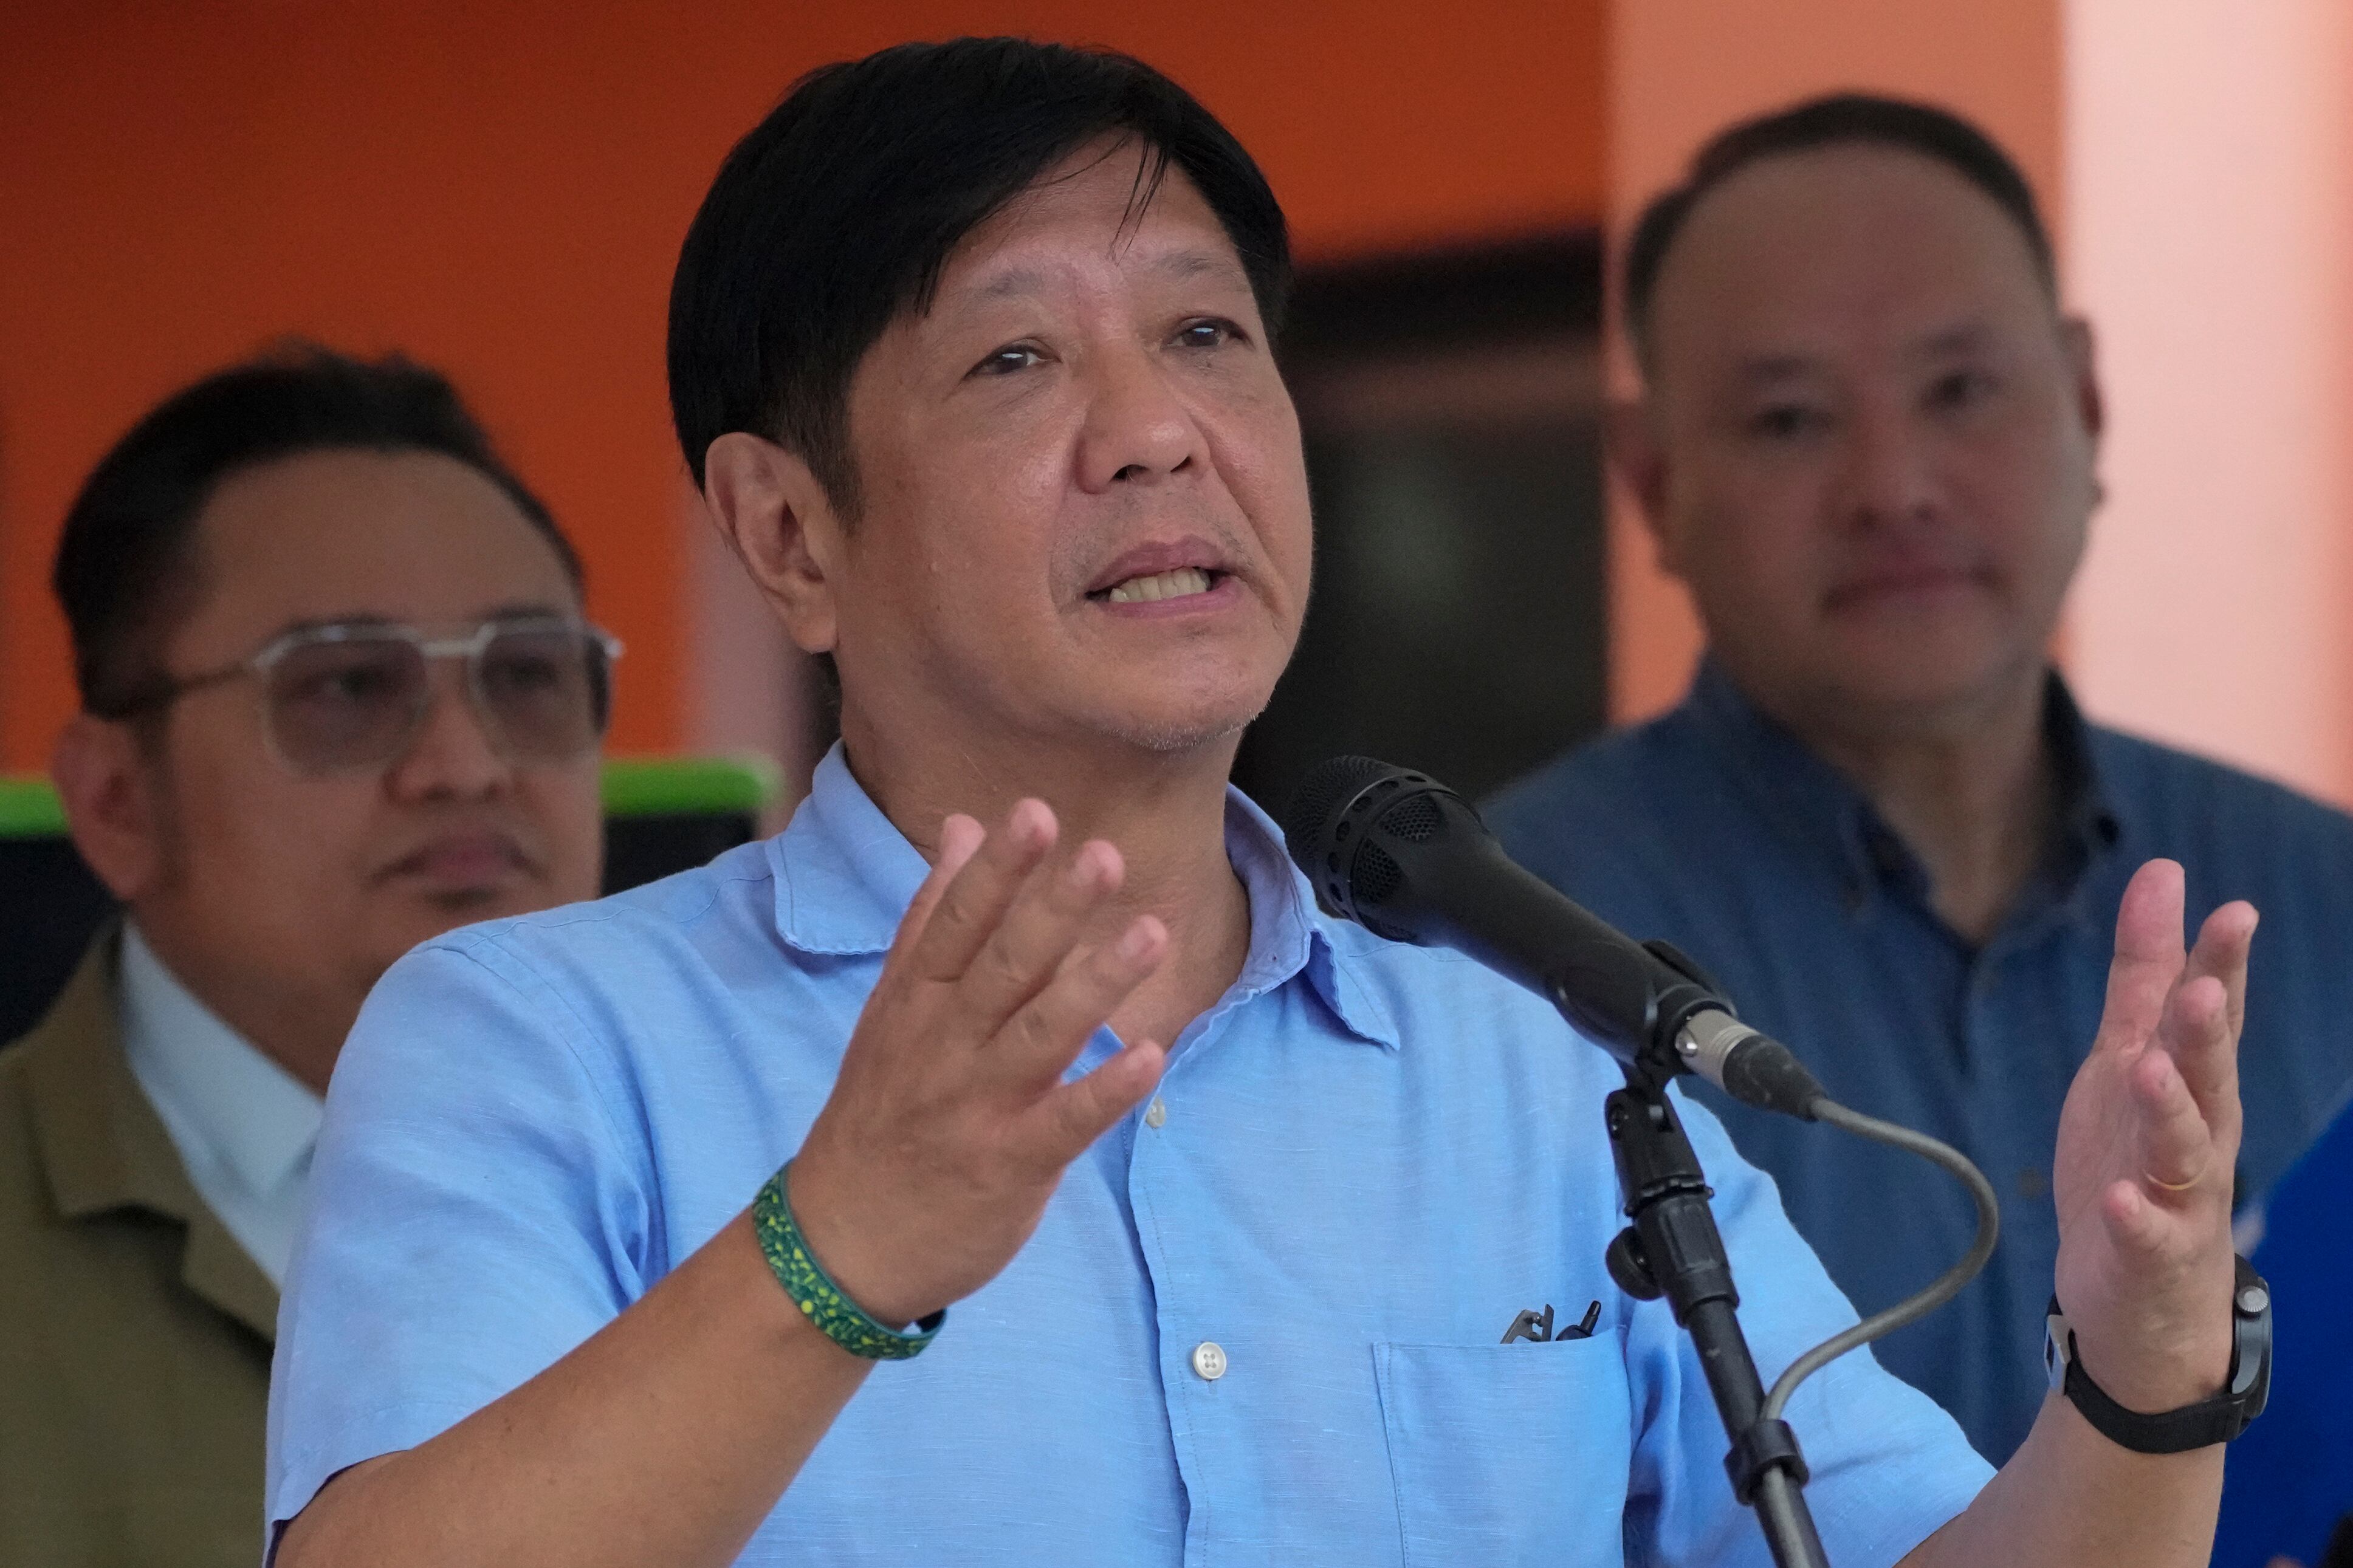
[
  {"x1": 1623, "y1": 92, "x2": 2056, "y2": 363},
  {"x1": 53, "y1": 342, "x2": 580, "y2": 716},
  {"x1": 667, "y1": 36, "x2": 1291, "y2": 514}
]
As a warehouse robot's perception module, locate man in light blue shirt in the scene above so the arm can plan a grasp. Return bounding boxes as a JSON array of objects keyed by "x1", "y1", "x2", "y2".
[
  {"x1": 275, "y1": 743, "x2": 1987, "y2": 1566},
  {"x1": 270, "y1": 39, "x2": 2272, "y2": 1568}
]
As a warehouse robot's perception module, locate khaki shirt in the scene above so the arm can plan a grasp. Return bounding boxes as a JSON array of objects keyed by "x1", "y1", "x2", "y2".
[{"x1": 0, "y1": 931, "x2": 278, "y2": 1566}]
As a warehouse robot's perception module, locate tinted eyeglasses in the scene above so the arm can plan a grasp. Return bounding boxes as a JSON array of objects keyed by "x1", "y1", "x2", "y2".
[{"x1": 97, "y1": 616, "x2": 623, "y2": 776}]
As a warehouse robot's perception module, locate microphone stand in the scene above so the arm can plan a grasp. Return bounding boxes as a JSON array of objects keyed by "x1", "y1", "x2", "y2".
[
  {"x1": 1603, "y1": 1056, "x2": 1827, "y2": 1568},
  {"x1": 1277, "y1": 759, "x2": 1989, "y2": 1566}
]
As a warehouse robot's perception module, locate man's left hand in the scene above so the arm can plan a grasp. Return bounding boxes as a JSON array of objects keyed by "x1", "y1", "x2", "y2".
[{"x1": 2051, "y1": 858, "x2": 2257, "y2": 1414}]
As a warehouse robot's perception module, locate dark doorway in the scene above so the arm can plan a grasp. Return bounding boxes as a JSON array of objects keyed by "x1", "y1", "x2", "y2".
[{"x1": 1232, "y1": 232, "x2": 1610, "y2": 818}]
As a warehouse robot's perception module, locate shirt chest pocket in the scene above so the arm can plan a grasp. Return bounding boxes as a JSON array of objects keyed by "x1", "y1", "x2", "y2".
[{"x1": 1374, "y1": 1336, "x2": 1636, "y2": 1568}]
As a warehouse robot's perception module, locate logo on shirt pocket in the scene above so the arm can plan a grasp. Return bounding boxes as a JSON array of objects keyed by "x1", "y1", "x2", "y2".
[
  {"x1": 1500, "y1": 1300, "x2": 1602, "y2": 1344},
  {"x1": 1373, "y1": 1335, "x2": 1635, "y2": 1567}
]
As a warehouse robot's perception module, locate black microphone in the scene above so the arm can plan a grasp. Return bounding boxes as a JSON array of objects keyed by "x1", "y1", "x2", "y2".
[{"x1": 1282, "y1": 756, "x2": 1826, "y2": 1118}]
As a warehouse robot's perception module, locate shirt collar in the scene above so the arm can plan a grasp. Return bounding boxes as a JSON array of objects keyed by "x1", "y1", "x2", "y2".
[
  {"x1": 117, "y1": 922, "x2": 323, "y2": 1200},
  {"x1": 767, "y1": 742, "x2": 1398, "y2": 1049},
  {"x1": 1685, "y1": 659, "x2": 1889, "y2": 904},
  {"x1": 1684, "y1": 657, "x2": 2123, "y2": 916},
  {"x1": 2043, "y1": 674, "x2": 2126, "y2": 864}
]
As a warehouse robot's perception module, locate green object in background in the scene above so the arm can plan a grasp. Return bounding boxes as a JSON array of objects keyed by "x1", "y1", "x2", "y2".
[
  {"x1": 0, "y1": 777, "x2": 66, "y2": 838},
  {"x1": 0, "y1": 755, "x2": 783, "y2": 839},
  {"x1": 599, "y1": 755, "x2": 783, "y2": 819}
]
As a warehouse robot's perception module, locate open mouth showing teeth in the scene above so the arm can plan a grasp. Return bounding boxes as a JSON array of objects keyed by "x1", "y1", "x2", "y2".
[{"x1": 1093, "y1": 567, "x2": 1222, "y2": 604}]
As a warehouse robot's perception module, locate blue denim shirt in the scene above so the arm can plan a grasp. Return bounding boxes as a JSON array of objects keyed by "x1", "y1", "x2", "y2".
[
  {"x1": 1485, "y1": 662, "x2": 2353, "y2": 1464},
  {"x1": 269, "y1": 744, "x2": 1988, "y2": 1566}
]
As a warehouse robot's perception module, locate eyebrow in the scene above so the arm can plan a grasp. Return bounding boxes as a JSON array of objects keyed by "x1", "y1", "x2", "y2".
[
  {"x1": 1732, "y1": 320, "x2": 2003, "y2": 387},
  {"x1": 973, "y1": 266, "x2": 1049, "y2": 303},
  {"x1": 1147, "y1": 248, "x2": 1249, "y2": 287},
  {"x1": 1909, "y1": 320, "x2": 1996, "y2": 358},
  {"x1": 1733, "y1": 354, "x2": 1824, "y2": 388}
]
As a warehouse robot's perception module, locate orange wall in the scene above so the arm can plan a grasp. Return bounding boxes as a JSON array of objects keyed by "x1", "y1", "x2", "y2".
[{"x1": 0, "y1": 1, "x2": 1604, "y2": 770}]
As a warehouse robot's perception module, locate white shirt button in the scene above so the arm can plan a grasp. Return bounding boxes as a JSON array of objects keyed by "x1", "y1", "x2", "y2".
[
  {"x1": 1190, "y1": 1340, "x2": 1228, "y2": 1381},
  {"x1": 1144, "y1": 1098, "x2": 1167, "y2": 1129}
]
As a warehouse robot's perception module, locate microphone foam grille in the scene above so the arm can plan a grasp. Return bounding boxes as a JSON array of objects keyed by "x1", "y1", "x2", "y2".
[
  {"x1": 1282, "y1": 755, "x2": 1397, "y2": 866},
  {"x1": 1353, "y1": 842, "x2": 1404, "y2": 906},
  {"x1": 1378, "y1": 793, "x2": 1442, "y2": 843}
]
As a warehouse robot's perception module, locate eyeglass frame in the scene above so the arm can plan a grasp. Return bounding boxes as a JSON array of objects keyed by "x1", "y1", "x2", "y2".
[{"x1": 89, "y1": 614, "x2": 626, "y2": 775}]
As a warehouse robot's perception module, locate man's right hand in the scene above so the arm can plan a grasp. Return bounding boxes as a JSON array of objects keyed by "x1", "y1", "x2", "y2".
[
  {"x1": 785, "y1": 800, "x2": 1170, "y2": 1330},
  {"x1": 275, "y1": 801, "x2": 1169, "y2": 1568}
]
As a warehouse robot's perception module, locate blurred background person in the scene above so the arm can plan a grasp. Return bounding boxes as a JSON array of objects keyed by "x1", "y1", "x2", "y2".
[
  {"x1": 0, "y1": 346, "x2": 610, "y2": 1565},
  {"x1": 1485, "y1": 95, "x2": 2353, "y2": 1464}
]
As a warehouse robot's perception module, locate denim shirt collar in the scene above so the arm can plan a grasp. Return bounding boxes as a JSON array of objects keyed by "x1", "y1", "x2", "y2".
[
  {"x1": 1685, "y1": 657, "x2": 2123, "y2": 930},
  {"x1": 766, "y1": 743, "x2": 1399, "y2": 1049}
]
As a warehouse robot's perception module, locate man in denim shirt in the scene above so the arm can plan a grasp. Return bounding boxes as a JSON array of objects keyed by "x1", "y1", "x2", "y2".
[
  {"x1": 1489, "y1": 95, "x2": 2353, "y2": 1464},
  {"x1": 274, "y1": 46, "x2": 2275, "y2": 1568}
]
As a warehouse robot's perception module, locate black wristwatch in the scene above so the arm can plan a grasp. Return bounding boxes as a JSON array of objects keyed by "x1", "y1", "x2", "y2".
[{"x1": 2043, "y1": 1254, "x2": 2273, "y2": 1454}]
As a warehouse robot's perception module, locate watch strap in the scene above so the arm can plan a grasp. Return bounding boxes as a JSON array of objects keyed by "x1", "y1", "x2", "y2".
[
  {"x1": 2055, "y1": 1330, "x2": 2255, "y2": 1453},
  {"x1": 2044, "y1": 1255, "x2": 2272, "y2": 1455}
]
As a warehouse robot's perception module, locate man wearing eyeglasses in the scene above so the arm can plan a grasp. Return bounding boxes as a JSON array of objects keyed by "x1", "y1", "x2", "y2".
[{"x1": 0, "y1": 344, "x2": 612, "y2": 1566}]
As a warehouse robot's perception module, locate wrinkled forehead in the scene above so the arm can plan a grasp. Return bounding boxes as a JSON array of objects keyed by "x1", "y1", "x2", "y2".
[{"x1": 922, "y1": 140, "x2": 1257, "y2": 323}]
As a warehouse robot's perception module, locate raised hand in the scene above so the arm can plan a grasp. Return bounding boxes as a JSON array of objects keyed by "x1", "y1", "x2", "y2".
[
  {"x1": 784, "y1": 800, "x2": 1170, "y2": 1330},
  {"x1": 2051, "y1": 858, "x2": 2258, "y2": 1414}
]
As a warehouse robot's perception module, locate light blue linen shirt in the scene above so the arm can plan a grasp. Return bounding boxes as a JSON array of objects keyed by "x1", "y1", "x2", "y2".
[
  {"x1": 269, "y1": 745, "x2": 1991, "y2": 1565},
  {"x1": 119, "y1": 922, "x2": 322, "y2": 1286}
]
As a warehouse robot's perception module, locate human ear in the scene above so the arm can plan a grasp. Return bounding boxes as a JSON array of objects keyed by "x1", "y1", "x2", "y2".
[
  {"x1": 51, "y1": 713, "x2": 167, "y2": 902},
  {"x1": 1604, "y1": 396, "x2": 1689, "y2": 580},
  {"x1": 699, "y1": 433, "x2": 846, "y2": 657},
  {"x1": 2059, "y1": 315, "x2": 2105, "y2": 444},
  {"x1": 2058, "y1": 315, "x2": 2107, "y2": 510}
]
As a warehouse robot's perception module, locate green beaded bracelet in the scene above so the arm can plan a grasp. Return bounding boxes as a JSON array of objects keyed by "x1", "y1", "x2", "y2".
[{"x1": 752, "y1": 1161, "x2": 944, "y2": 1360}]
